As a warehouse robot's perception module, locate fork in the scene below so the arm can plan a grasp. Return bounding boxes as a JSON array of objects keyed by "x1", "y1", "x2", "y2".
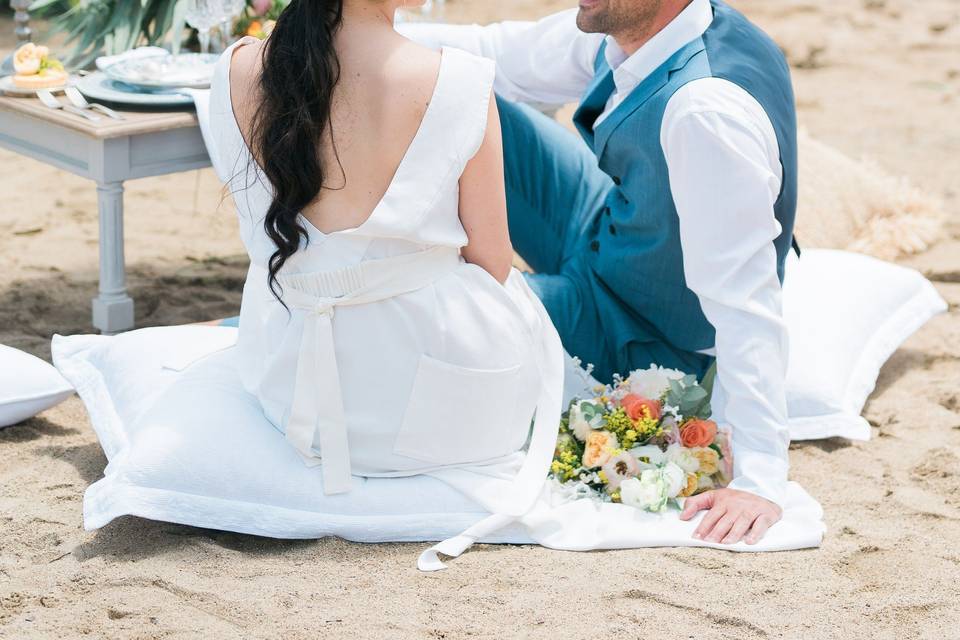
[
  {"x1": 63, "y1": 86, "x2": 125, "y2": 120},
  {"x1": 36, "y1": 89, "x2": 101, "y2": 122}
]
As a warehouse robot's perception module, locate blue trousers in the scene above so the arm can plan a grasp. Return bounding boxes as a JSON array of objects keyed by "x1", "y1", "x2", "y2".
[{"x1": 498, "y1": 97, "x2": 713, "y2": 382}]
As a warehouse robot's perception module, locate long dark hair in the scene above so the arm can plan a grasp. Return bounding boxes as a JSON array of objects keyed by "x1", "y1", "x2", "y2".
[{"x1": 249, "y1": 0, "x2": 346, "y2": 299}]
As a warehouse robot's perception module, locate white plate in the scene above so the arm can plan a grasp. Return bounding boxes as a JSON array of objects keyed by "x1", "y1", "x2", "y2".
[
  {"x1": 0, "y1": 74, "x2": 76, "y2": 96},
  {"x1": 76, "y1": 72, "x2": 195, "y2": 108},
  {"x1": 103, "y1": 53, "x2": 218, "y2": 90}
]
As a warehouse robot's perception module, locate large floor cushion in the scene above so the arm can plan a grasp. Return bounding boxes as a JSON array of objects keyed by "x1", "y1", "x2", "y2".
[
  {"x1": 0, "y1": 344, "x2": 73, "y2": 428},
  {"x1": 52, "y1": 326, "x2": 825, "y2": 556}
]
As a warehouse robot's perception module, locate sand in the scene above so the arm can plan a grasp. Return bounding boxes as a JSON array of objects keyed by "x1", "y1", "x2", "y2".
[{"x1": 2, "y1": 1, "x2": 960, "y2": 638}]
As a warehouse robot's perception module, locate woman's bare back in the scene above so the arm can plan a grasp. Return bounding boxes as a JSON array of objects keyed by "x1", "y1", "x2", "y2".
[{"x1": 230, "y1": 29, "x2": 442, "y2": 234}]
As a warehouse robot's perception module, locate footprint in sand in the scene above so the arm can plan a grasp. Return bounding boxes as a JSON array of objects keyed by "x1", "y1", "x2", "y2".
[{"x1": 910, "y1": 448, "x2": 960, "y2": 506}]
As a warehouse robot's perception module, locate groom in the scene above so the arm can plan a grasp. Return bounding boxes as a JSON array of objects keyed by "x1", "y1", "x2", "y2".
[{"x1": 402, "y1": 0, "x2": 797, "y2": 545}]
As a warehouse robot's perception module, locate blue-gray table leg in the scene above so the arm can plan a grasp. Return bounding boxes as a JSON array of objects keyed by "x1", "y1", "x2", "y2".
[{"x1": 92, "y1": 180, "x2": 134, "y2": 334}]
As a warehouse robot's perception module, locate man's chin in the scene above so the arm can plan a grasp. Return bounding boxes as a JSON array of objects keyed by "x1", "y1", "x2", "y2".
[{"x1": 576, "y1": 6, "x2": 606, "y2": 34}]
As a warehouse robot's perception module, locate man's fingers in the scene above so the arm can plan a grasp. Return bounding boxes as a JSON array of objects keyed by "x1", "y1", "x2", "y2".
[
  {"x1": 705, "y1": 512, "x2": 738, "y2": 543},
  {"x1": 692, "y1": 504, "x2": 726, "y2": 539},
  {"x1": 721, "y1": 513, "x2": 755, "y2": 545},
  {"x1": 746, "y1": 514, "x2": 772, "y2": 545},
  {"x1": 679, "y1": 492, "x2": 712, "y2": 521}
]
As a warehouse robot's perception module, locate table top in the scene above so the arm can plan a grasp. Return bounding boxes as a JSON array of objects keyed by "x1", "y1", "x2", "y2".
[{"x1": 0, "y1": 94, "x2": 199, "y2": 139}]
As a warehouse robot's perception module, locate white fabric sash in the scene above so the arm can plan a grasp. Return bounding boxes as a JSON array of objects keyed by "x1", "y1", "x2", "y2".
[{"x1": 252, "y1": 246, "x2": 462, "y2": 495}]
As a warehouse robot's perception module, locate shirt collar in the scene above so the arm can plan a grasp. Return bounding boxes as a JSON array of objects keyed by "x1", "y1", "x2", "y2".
[{"x1": 603, "y1": 0, "x2": 713, "y2": 93}]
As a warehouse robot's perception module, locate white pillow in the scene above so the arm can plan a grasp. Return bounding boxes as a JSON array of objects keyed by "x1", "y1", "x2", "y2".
[
  {"x1": 0, "y1": 344, "x2": 73, "y2": 428},
  {"x1": 782, "y1": 249, "x2": 946, "y2": 441},
  {"x1": 52, "y1": 326, "x2": 824, "y2": 560},
  {"x1": 558, "y1": 249, "x2": 946, "y2": 442}
]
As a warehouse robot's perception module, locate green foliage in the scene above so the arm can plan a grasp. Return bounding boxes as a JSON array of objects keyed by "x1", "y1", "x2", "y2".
[
  {"x1": 31, "y1": 0, "x2": 183, "y2": 68},
  {"x1": 664, "y1": 374, "x2": 712, "y2": 420},
  {"x1": 30, "y1": 0, "x2": 295, "y2": 69}
]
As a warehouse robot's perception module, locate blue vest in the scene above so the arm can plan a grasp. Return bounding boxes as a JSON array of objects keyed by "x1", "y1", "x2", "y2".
[{"x1": 572, "y1": 0, "x2": 797, "y2": 369}]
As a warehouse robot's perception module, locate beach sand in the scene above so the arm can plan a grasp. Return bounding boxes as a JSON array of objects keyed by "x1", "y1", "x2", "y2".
[{"x1": 2, "y1": 1, "x2": 959, "y2": 638}]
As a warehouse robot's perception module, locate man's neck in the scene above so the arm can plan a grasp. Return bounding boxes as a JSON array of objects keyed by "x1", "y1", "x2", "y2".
[{"x1": 614, "y1": 0, "x2": 694, "y2": 56}]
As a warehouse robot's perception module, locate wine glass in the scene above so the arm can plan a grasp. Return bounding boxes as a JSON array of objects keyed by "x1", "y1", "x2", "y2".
[
  {"x1": 220, "y1": 0, "x2": 247, "y2": 47},
  {"x1": 185, "y1": 0, "x2": 224, "y2": 55}
]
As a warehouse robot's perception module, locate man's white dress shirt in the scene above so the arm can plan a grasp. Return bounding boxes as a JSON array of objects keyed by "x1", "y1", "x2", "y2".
[{"x1": 399, "y1": 0, "x2": 792, "y2": 508}]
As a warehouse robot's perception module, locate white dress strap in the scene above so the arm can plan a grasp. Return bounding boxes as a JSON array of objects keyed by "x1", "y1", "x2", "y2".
[{"x1": 441, "y1": 47, "x2": 497, "y2": 166}]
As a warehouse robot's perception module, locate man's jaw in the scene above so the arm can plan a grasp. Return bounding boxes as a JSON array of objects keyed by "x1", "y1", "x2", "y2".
[{"x1": 577, "y1": 0, "x2": 608, "y2": 33}]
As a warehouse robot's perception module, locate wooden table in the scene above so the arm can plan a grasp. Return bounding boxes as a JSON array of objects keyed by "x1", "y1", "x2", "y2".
[{"x1": 0, "y1": 96, "x2": 211, "y2": 333}]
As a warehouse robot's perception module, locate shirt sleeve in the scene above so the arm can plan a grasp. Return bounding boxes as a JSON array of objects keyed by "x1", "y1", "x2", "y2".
[
  {"x1": 396, "y1": 9, "x2": 603, "y2": 105},
  {"x1": 661, "y1": 78, "x2": 792, "y2": 508}
]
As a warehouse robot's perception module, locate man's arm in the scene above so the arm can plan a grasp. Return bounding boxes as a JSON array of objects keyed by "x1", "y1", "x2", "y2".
[
  {"x1": 663, "y1": 78, "x2": 792, "y2": 544},
  {"x1": 397, "y1": 9, "x2": 603, "y2": 105}
]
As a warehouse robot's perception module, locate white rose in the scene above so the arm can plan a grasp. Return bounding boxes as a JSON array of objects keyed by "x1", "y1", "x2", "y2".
[
  {"x1": 665, "y1": 443, "x2": 700, "y2": 474},
  {"x1": 568, "y1": 404, "x2": 591, "y2": 441},
  {"x1": 627, "y1": 366, "x2": 685, "y2": 400},
  {"x1": 620, "y1": 469, "x2": 669, "y2": 512},
  {"x1": 568, "y1": 400, "x2": 603, "y2": 441},
  {"x1": 661, "y1": 462, "x2": 686, "y2": 498}
]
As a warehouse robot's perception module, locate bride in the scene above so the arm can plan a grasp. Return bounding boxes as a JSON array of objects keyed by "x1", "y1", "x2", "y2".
[{"x1": 208, "y1": 0, "x2": 564, "y2": 568}]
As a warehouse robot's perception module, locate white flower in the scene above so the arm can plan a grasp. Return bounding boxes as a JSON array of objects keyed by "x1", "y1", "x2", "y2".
[
  {"x1": 568, "y1": 400, "x2": 602, "y2": 441},
  {"x1": 664, "y1": 443, "x2": 700, "y2": 474},
  {"x1": 627, "y1": 365, "x2": 686, "y2": 400},
  {"x1": 661, "y1": 462, "x2": 686, "y2": 498},
  {"x1": 601, "y1": 451, "x2": 640, "y2": 490},
  {"x1": 620, "y1": 469, "x2": 670, "y2": 512},
  {"x1": 629, "y1": 444, "x2": 666, "y2": 467}
]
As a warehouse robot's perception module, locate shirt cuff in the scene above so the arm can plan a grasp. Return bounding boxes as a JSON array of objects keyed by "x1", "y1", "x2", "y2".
[{"x1": 725, "y1": 448, "x2": 790, "y2": 509}]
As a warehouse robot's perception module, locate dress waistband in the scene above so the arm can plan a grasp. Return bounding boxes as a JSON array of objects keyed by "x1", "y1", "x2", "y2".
[{"x1": 250, "y1": 246, "x2": 463, "y2": 495}]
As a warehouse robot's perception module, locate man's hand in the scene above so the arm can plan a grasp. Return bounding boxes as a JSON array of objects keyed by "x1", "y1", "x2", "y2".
[{"x1": 678, "y1": 488, "x2": 782, "y2": 545}]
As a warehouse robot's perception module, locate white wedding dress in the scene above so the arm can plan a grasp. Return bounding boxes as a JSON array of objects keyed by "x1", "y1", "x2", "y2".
[{"x1": 208, "y1": 37, "x2": 564, "y2": 568}]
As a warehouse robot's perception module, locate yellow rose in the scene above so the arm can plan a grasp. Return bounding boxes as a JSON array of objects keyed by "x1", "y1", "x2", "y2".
[
  {"x1": 13, "y1": 43, "x2": 41, "y2": 75},
  {"x1": 690, "y1": 447, "x2": 719, "y2": 475},
  {"x1": 581, "y1": 430, "x2": 619, "y2": 468}
]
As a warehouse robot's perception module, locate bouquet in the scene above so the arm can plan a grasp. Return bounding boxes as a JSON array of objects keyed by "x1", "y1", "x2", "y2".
[{"x1": 550, "y1": 365, "x2": 733, "y2": 512}]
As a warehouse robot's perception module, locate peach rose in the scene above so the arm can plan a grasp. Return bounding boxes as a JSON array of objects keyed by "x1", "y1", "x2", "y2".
[
  {"x1": 680, "y1": 419, "x2": 717, "y2": 448},
  {"x1": 679, "y1": 472, "x2": 699, "y2": 498},
  {"x1": 581, "y1": 430, "x2": 619, "y2": 468},
  {"x1": 252, "y1": 0, "x2": 272, "y2": 15},
  {"x1": 691, "y1": 447, "x2": 720, "y2": 475},
  {"x1": 620, "y1": 394, "x2": 662, "y2": 422}
]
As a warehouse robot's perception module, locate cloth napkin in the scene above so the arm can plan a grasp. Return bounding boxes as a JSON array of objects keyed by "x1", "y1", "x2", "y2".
[{"x1": 95, "y1": 47, "x2": 169, "y2": 72}]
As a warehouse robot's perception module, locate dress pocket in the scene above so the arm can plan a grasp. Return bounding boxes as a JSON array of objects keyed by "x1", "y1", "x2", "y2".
[{"x1": 392, "y1": 354, "x2": 526, "y2": 466}]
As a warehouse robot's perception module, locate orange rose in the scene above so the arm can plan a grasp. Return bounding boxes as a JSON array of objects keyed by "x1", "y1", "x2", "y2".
[
  {"x1": 680, "y1": 419, "x2": 718, "y2": 448},
  {"x1": 620, "y1": 394, "x2": 662, "y2": 422}
]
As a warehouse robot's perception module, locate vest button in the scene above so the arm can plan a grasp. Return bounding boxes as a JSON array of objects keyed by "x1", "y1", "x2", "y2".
[
  {"x1": 604, "y1": 206, "x2": 611, "y2": 216},
  {"x1": 609, "y1": 224, "x2": 616, "y2": 236},
  {"x1": 612, "y1": 176, "x2": 621, "y2": 186},
  {"x1": 590, "y1": 240, "x2": 600, "y2": 252}
]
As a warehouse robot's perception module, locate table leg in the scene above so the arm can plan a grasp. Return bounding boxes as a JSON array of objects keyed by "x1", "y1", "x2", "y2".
[{"x1": 91, "y1": 181, "x2": 135, "y2": 334}]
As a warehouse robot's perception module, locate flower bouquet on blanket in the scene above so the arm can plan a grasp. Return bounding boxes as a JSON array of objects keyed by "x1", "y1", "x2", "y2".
[{"x1": 551, "y1": 366, "x2": 733, "y2": 511}]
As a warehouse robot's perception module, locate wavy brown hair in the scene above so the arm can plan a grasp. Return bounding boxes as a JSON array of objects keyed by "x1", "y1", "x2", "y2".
[{"x1": 249, "y1": 0, "x2": 346, "y2": 300}]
